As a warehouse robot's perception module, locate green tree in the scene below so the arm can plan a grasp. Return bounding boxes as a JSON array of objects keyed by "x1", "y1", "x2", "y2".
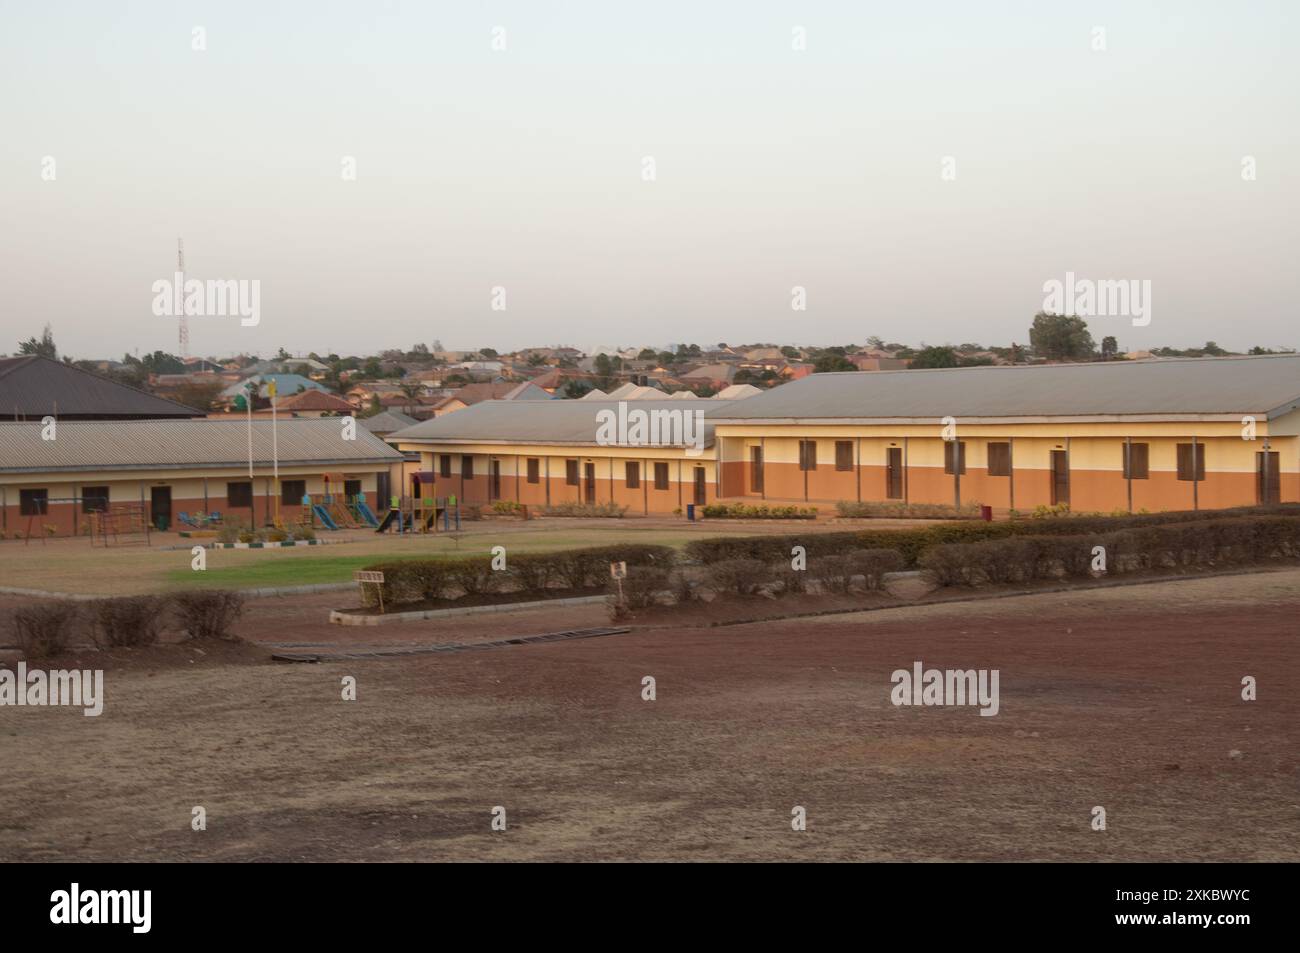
[
  {"x1": 812, "y1": 353, "x2": 855, "y2": 373},
  {"x1": 18, "y1": 324, "x2": 58, "y2": 359},
  {"x1": 1100, "y1": 336, "x2": 1119, "y2": 360},
  {"x1": 908, "y1": 346, "x2": 959, "y2": 369},
  {"x1": 1029, "y1": 312, "x2": 1095, "y2": 362}
]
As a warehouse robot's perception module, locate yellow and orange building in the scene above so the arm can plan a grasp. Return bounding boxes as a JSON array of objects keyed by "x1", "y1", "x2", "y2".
[{"x1": 389, "y1": 356, "x2": 1300, "y2": 515}]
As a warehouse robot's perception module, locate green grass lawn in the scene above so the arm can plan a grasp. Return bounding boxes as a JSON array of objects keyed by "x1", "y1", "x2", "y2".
[{"x1": 3, "y1": 518, "x2": 930, "y2": 595}]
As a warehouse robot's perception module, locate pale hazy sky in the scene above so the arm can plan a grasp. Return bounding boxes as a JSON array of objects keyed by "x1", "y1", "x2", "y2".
[{"x1": 2, "y1": 1, "x2": 1297, "y2": 359}]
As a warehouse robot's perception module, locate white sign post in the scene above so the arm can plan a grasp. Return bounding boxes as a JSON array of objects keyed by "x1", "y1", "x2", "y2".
[{"x1": 355, "y1": 570, "x2": 386, "y2": 614}]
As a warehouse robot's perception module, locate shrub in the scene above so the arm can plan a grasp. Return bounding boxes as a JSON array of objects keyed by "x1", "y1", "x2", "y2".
[
  {"x1": 917, "y1": 544, "x2": 979, "y2": 587},
  {"x1": 701, "y1": 502, "x2": 817, "y2": 520},
  {"x1": 11, "y1": 603, "x2": 79, "y2": 657},
  {"x1": 217, "y1": 522, "x2": 244, "y2": 544},
  {"x1": 769, "y1": 563, "x2": 808, "y2": 596},
  {"x1": 508, "y1": 553, "x2": 554, "y2": 594},
  {"x1": 610, "y1": 566, "x2": 672, "y2": 608},
  {"x1": 491, "y1": 500, "x2": 523, "y2": 515},
  {"x1": 810, "y1": 554, "x2": 856, "y2": 593},
  {"x1": 172, "y1": 590, "x2": 245, "y2": 641},
  {"x1": 835, "y1": 500, "x2": 981, "y2": 520},
  {"x1": 445, "y1": 557, "x2": 499, "y2": 597},
  {"x1": 292, "y1": 524, "x2": 316, "y2": 541},
  {"x1": 847, "y1": 548, "x2": 906, "y2": 589},
  {"x1": 538, "y1": 501, "x2": 627, "y2": 518},
  {"x1": 670, "y1": 569, "x2": 696, "y2": 603},
  {"x1": 263, "y1": 526, "x2": 289, "y2": 543},
  {"x1": 704, "y1": 558, "x2": 771, "y2": 594},
  {"x1": 88, "y1": 596, "x2": 164, "y2": 647}
]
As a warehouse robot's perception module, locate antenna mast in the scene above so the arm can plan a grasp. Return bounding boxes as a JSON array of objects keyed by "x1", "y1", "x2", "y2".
[{"x1": 177, "y1": 238, "x2": 189, "y2": 360}]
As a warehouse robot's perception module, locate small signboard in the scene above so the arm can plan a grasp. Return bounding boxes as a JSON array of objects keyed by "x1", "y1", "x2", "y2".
[{"x1": 609, "y1": 561, "x2": 627, "y2": 579}]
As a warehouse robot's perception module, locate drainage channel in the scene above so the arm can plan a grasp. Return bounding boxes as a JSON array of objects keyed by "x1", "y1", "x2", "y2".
[{"x1": 269, "y1": 626, "x2": 632, "y2": 662}]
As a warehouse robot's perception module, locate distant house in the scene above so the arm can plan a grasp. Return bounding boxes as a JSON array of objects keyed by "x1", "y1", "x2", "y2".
[
  {"x1": 429, "y1": 380, "x2": 553, "y2": 417},
  {"x1": 849, "y1": 354, "x2": 910, "y2": 371},
  {"x1": 680, "y1": 363, "x2": 737, "y2": 389},
  {"x1": 0, "y1": 356, "x2": 204, "y2": 420},
  {"x1": 219, "y1": 373, "x2": 327, "y2": 406},
  {"x1": 358, "y1": 409, "x2": 418, "y2": 438},
  {"x1": 274, "y1": 389, "x2": 355, "y2": 416}
]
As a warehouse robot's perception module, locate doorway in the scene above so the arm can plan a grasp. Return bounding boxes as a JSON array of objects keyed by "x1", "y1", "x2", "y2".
[
  {"x1": 583, "y1": 462, "x2": 596, "y2": 503},
  {"x1": 150, "y1": 485, "x2": 172, "y2": 531},
  {"x1": 490, "y1": 459, "x2": 502, "y2": 501},
  {"x1": 886, "y1": 447, "x2": 903, "y2": 500},
  {"x1": 693, "y1": 467, "x2": 707, "y2": 506},
  {"x1": 1257, "y1": 451, "x2": 1280, "y2": 504},
  {"x1": 749, "y1": 445, "x2": 764, "y2": 494},
  {"x1": 1050, "y1": 450, "x2": 1070, "y2": 506}
]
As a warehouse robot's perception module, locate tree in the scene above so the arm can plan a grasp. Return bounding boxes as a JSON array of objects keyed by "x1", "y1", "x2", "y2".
[
  {"x1": 866, "y1": 336, "x2": 884, "y2": 349},
  {"x1": 908, "y1": 346, "x2": 959, "y2": 369},
  {"x1": 637, "y1": 348, "x2": 658, "y2": 360},
  {"x1": 563, "y1": 380, "x2": 592, "y2": 399},
  {"x1": 398, "y1": 381, "x2": 422, "y2": 415},
  {"x1": 478, "y1": 348, "x2": 499, "y2": 360},
  {"x1": 813, "y1": 353, "x2": 855, "y2": 373},
  {"x1": 1201, "y1": 341, "x2": 1227, "y2": 356},
  {"x1": 1029, "y1": 312, "x2": 1095, "y2": 362},
  {"x1": 1101, "y1": 336, "x2": 1119, "y2": 360},
  {"x1": 18, "y1": 324, "x2": 58, "y2": 360},
  {"x1": 780, "y1": 345, "x2": 800, "y2": 359}
]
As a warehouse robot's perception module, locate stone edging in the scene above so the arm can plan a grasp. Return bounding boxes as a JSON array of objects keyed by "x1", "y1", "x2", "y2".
[{"x1": 330, "y1": 594, "x2": 610, "y2": 626}]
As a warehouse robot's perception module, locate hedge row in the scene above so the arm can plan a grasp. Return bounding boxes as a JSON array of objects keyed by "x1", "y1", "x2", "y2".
[
  {"x1": 8, "y1": 590, "x2": 245, "y2": 658},
  {"x1": 919, "y1": 516, "x2": 1300, "y2": 587},
  {"x1": 361, "y1": 544, "x2": 676, "y2": 608},
  {"x1": 683, "y1": 505, "x2": 1300, "y2": 567}
]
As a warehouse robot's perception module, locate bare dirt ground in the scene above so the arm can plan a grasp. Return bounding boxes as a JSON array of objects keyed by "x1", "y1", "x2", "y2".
[{"x1": 1, "y1": 569, "x2": 1296, "y2": 862}]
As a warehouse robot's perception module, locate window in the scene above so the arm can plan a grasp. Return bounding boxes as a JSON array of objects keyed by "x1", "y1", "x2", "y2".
[
  {"x1": 81, "y1": 486, "x2": 110, "y2": 513},
  {"x1": 20, "y1": 488, "x2": 48, "y2": 516},
  {"x1": 750, "y1": 445, "x2": 764, "y2": 493},
  {"x1": 1123, "y1": 443, "x2": 1149, "y2": 480},
  {"x1": 886, "y1": 447, "x2": 904, "y2": 500},
  {"x1": 227, "y1": 482, "x2": 253, "y2": 507},
  {"x1": 344, "y1": 479, "x2": 362, "y2": 500},
  {"x1": 654, "y1": 461, "x2": 669, "y2": 490},
  {"x1": 835, "y1": 440, "x2": 853, "y2": 472},
  {"x1": 799, "y1": 439, "x2": 818, "y2": 471},
  {"x1": 566, "y1": 459, "x2": 579, "y2": 485},
  {"x1": 281, "y1": 480, "x2": 307, "y2": 505},
  {"x1": 461, "y1": 455, "x2": 474, "y2": 480},
  {"x1": 987, "y1": 442, "x2": 1011, "y2": 477},
  {"x1": 439, "y1": 454, "x2": 451, "y2": 479},
  {"x1": 943, "y1": 440, "x2": 966, "y2": 475},
  {"x1": 527, "y1": 458, "x2": 540, "y2": 484},
  {"x1": 1176, "y1": 443, "x2": 1205, "y2": 481},
  {"x1": 625, "y1": 461, "x2": 640, "y2": 489}
]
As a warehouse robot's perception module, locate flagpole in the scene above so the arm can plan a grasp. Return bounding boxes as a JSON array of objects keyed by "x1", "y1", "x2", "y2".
[{"x1": 271, "y1": 380, "x2": 280, "y2": 524}]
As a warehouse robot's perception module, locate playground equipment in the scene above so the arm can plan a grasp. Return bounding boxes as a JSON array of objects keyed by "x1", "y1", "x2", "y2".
[
  {"x1": 374, "y1": 495, "x2": 460, "y2": 534},
  {"x1": 87, "y1": 503, "x2": 152, "y2": 547}
]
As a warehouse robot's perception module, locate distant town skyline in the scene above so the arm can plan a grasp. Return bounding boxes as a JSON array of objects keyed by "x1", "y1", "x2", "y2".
[{"x1": 4, "y1": 1, "x2": 1297, "y2": 357}]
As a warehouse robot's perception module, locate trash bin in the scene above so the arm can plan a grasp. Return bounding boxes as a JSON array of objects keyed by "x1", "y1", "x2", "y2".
[
  {"x1": 686, "y1": 503, "x2": 696, "y2": 522},
  {"x1": 980, "y1": 505, "x2": 993, "y2": 522}
]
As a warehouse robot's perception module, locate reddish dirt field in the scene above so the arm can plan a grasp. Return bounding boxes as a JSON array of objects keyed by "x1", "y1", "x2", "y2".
[{"x1": 1, "y1": 570, "x2": 1297, "y2": 861}]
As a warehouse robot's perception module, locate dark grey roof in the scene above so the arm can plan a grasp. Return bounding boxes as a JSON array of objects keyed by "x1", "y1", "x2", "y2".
[
  {"x1": 359, "y1": 410, "x2": 418, "y2": 434},
  {"x1": 714, "y1": 355, "x2": 1300, "y2": 422},
  {"x1": 0, "y1": 418, "x2": 403, "y2": 474},
  {"x1": 389, "y1": 399, "x2": 738, "y2": 447},
  {"x1": 0, "y1": 356, "x2": 205, "y2": 420}
]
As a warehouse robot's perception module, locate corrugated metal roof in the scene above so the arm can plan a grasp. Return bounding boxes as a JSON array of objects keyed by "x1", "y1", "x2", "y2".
[
  {"x1": 714, "y1": 355, "x2": 1300, "y2": 421},
  {"x1": 0, "y1": 418, "x2": 403, "y2": 474},
  {"x1": 389, "y1": 399, "x2": 738, "y2": 447},
  {"x1": 358, "y1": 410, "x2": 418, "y2": 433},
  {"x1": 0, "y1": 356, "x2": 205, "y2": 419}
]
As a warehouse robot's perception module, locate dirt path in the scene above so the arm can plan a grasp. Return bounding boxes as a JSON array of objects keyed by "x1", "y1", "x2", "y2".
[{"x1": 1, "y1": 570, "x2": 1296, "y2": 861}]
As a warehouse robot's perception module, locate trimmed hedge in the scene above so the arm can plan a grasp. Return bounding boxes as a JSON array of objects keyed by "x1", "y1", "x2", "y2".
[
  {"x1": 360, "y1": 544, "x2": 677, "y2": 608},
  {"x1": 701, "y1": 502, "x2": 818, "y2": 520},
  {"x1": 918, "y1": 516, "x2": 1300, "y2": 587},
  {"x1": 684, "y1": 505, "x2": 1300, "y2": 567}
]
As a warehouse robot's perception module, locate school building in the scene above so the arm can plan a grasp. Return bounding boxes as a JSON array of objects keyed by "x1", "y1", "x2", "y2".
[
  {"x1": 388, "y1": 356, "x2": 1300, "y2": 515},
  {"x1": 0, "y1": 418, "x2": 404, "y2": 537}
]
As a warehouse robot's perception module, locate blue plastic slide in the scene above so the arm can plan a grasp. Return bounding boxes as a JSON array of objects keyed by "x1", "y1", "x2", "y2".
[
  {"x1": 312, "y1": 504, "x2": 339, "y2": 530},
  {"x1": 355, "y1": 500, "x2": 380, "y2": 528}
]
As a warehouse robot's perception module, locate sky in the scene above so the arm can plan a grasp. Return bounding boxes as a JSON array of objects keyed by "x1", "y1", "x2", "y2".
[{"x1": 2, "y1": 0, "x2": 1297, "y2": 360}]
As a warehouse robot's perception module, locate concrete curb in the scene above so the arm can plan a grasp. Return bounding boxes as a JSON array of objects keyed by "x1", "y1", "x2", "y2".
[
  {"x1": 0, "y1": 582, "x2": 355, "y2": 601},
  {"x1": 330, "y1": 594, "x2": 610, "y2": 626}
]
